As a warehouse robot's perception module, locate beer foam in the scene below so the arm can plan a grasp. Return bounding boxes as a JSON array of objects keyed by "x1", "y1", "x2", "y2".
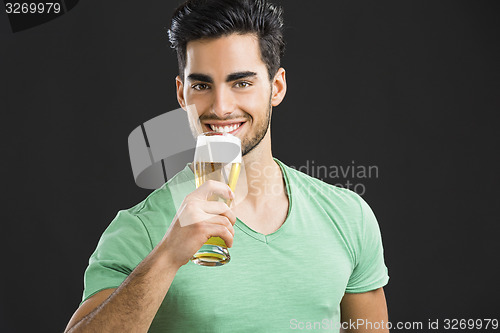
[{"x1": 194, "y1": 133, "x2": 242, "y2": 163}]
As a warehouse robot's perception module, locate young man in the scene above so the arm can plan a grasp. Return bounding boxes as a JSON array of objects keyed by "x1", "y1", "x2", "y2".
[{"x1": 65, "y1": 0, "x2": 389, "y2": 332}]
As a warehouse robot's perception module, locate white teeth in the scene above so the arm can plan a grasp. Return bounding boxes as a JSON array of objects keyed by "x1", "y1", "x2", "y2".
[{"x1": 209, "y1": 123, "x2": 241, "y2": 133}]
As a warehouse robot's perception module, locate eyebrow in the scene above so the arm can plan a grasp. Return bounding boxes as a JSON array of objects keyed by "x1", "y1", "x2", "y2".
[
  {"x1": 226, "y1": 71, "x2": 257, "y2": 82},
  {"x1": 187, "y1": 73, "x2": 213, "y2": 83},
  {"x1": 187, "y1": 71, "x2": 258, "y2": 83}
]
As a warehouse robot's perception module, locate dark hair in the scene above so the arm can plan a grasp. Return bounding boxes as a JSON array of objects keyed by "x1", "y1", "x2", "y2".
[{"x1": 168, "y1": 0, "x2": 285, "y2": 81}]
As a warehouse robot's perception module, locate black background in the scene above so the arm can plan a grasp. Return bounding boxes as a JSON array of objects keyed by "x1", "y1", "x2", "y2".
[{"x1": 1, "y1": 1, "x2": 499, "y2": 332}]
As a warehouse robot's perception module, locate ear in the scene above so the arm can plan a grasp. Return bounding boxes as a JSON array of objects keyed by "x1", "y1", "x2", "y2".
[
  {"x1": 271, "y1": 68, "x2": 287, "y2": 107},
  {"x1": 176, "y1": 75, "x2": 187, "y2": 110}
]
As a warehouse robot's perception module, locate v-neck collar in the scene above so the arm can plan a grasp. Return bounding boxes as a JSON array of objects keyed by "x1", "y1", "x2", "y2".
[{"x1": 234, "y1": 158, "x2": 292, "y2": 244}]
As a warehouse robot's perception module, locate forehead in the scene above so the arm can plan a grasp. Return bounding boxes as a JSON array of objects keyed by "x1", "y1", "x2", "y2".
[{"x1": 184, "y1": 33, "x2": 266, "y2": 77}]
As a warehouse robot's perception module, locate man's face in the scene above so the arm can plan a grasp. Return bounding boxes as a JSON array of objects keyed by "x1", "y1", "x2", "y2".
[{"x1": 176, "y1": 33, "x2": 277, "y2": 156}]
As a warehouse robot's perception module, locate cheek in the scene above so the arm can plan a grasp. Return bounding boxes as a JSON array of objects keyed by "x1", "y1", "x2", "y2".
[
  {"x1": 185, "y1": 91, "x2": 210, "y2": 111},
  {"x1": 239, "y1": 88, "x2": 270, "y2": 111},
  {"x1": 239, "y1": 95, "x2": 258, "y2": 110}
]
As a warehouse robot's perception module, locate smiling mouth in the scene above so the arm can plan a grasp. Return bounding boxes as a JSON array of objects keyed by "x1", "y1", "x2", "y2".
[{"x1": 207, "y1": 122, "x2": 244, "y2": 134}]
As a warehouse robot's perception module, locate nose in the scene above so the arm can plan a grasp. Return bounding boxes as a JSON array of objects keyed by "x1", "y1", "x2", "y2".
[{"x1": 211, "y1": 86, "x2": 235, "y2": 118}]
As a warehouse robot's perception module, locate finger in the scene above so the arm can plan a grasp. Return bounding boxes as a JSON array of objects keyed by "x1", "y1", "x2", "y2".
[
  {"x1": 198, "y1": 215, "x2": 235, "y2": 237},
  {"x1": 205, "y1": 224, "x2": 234, "y2": 248},
  {"x1": 192, "y1": 180, "x2": 234, "y2": 202},
  {"x1": 201, "y1": 201, "x2": 237, "y2": 224}
]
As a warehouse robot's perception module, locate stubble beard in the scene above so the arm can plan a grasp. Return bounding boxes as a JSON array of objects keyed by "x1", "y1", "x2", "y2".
[{"x1": 241, "y1": 94, "x2": 272, "y2": 156}]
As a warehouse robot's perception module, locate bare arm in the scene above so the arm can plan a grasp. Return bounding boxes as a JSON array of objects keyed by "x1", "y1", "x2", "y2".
[
  {"x1": 65, "y1": 243, "x2": 180, "y2": 332},
  {"x1": 65, "y1": 288, "x2": 115, "y2": 331},
  {"x1": 340, "y1": 287, "x2": 389, "y2": 333},
  {"x1": 64, "y1": 180, "x2": 237, "y2": 333}
]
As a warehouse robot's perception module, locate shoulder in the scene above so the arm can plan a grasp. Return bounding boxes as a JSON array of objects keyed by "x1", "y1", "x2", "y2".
[
  {"x1": 278, "y1": 159, "x2": 364, "y2": 213},
  {"x1": 107, "y1": 165, "x2": 195, "y2": 243},
  {"x1": 128, "y1": 164, "x2": 194, "y2": 215},
  {"x1": 278, "y1": 159, "x2": 379, "y2": 264}
]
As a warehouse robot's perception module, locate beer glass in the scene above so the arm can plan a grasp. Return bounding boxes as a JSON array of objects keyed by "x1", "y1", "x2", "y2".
[{"x1": 191, "y1": 132, "x2": 242, "y2": 266}]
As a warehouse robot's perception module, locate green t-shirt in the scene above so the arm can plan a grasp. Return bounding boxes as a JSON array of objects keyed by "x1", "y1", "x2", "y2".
[{"x1": 82, "y1": 158, "x2": 389, "y2": 332}]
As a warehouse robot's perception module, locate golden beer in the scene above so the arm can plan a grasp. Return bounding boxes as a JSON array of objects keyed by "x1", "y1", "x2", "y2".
[{"x1": 191, "y1": 132, "x2": 241, "y2": 266}]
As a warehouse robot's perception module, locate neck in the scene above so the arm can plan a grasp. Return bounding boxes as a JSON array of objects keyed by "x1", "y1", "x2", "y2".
[{"x1": 234, "y1": 130, "x2": 285, "y2": 206}]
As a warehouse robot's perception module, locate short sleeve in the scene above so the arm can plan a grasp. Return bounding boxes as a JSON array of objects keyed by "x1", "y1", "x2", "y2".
[
  {"x1": 81, "y1": 209, "x2": 153, "y2": 303},
  {"x1": 345, "y1": 197, "x2": 389, "y2": 293}
]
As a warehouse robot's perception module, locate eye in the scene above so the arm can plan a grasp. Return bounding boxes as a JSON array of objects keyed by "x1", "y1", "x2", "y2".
[
  {"x1": 192, "y1": 83, "x2": 210, "y2": 91},
  {"x1": 234, "y1": 81, "x2": 252, "y2": 88}
]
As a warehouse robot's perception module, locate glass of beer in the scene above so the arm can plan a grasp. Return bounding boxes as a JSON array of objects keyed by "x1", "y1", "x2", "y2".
[{"x1": 191, "y1": 132, "x2": 242, "y2": 266}]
